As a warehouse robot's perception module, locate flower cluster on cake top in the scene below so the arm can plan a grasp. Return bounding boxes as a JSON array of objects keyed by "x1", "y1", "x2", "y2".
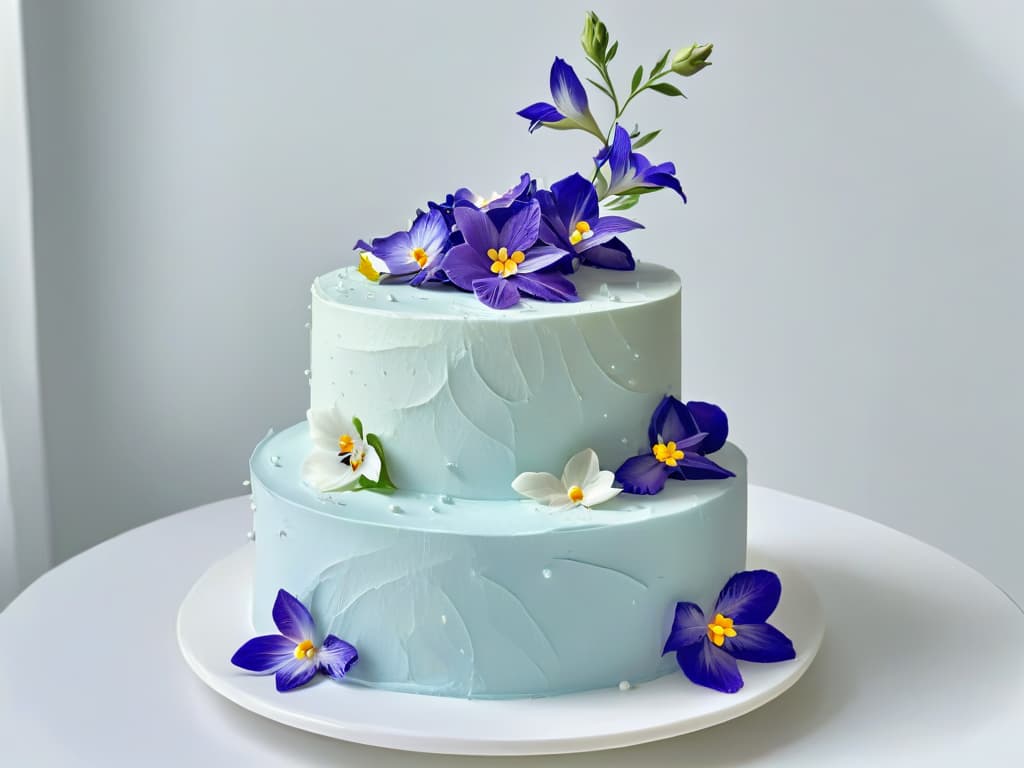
[{"x1": 352, "y1": 12, "x2": 713, "y2": 310}]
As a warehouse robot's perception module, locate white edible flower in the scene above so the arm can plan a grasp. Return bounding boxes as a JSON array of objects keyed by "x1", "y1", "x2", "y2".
[
  {"x1": 302, "y1": 407, "x2": 382, "y2": 492},
  {"x1": 511, "y1": 449, "x2": 621, "y2": 509}
]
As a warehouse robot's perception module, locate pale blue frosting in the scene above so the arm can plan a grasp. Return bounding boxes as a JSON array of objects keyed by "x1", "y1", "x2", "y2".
[
  {"x1": 309, "y1": 263, "x2": 681, "y2": 499},
  {"x1": 250, "y1": 423, "x2": 747, "y2": 699}
]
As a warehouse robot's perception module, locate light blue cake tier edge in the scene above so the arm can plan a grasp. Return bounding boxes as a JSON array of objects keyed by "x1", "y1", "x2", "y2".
[{"x1": 249, "y1": 422, "x2": 748, "y2": 699}]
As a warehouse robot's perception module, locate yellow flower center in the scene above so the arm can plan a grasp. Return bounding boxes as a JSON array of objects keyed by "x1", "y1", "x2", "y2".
[
  {"x1": 652, "y1": 441, "x2": 685, "y2": 467},
  {"x1": 350, "y1": 450, "x2": 363, "y2": 471},
  {"x1": 706, "y1": 613, "x2": 737, "y2": 647},
  {"x1": 568, "y1": 220, "x2": 592, "y2": 245},
  {"x1": 568, "y1": 485, "x2": 584, "y2": 503},
  {"x1": 487, "y1": 246, "x2": 526, "y2": 278},
  {"x1": 410, "y1": 247, "x2": 429, "y2": 268},
  {"x1": 294, "y1": 638, "x2": 317, "y2": 660},
  {"x1": 339, "y1": 434, "x2": 354, "y2": 454},
  {"x1": 357, "y1": 252, "x2": 380, "y2": 282}
]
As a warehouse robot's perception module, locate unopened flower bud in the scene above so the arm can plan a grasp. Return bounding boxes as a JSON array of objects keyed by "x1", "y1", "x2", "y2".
[
  {"x1": 671, "y1": 43, "x2": 713, "y2": 76},
  {"x1": 581, "y1": 11, "x2": 609, "y2": 61}
]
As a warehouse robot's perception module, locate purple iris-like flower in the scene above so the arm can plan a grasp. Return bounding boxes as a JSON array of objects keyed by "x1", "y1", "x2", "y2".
[
  {"x1": 442, "y1": 200, "x2": 575, "y2": 310},
  {"x1": 536, "y1": 173, "x2": 643, "y2": 271},
  {"x1": 353, "y1": 209, "x2": 450, "y2": 280},
  {"x1": 517, "y1": 58, "x2": 603, "y2": 139},
  {"x1": 595, "y1": 124, "x2": 687, "y2": 201},
  {"x1": 427, "y1": 187, "x2": 477, "y2": 231},
  {"x1": 231, "y1": 589, "x2": 358, "y2": 692},
  {"x1": 615, "y1": 395, "x2": 734, "y2": 495},
  {"x1": 663, "y1": 570, "x2": 796, "y2": 693}
]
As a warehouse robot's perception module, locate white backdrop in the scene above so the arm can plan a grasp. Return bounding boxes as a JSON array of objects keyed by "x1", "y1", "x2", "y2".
[{"x1": 7, "y1": 0, "x2": 1023, "y2": 606}]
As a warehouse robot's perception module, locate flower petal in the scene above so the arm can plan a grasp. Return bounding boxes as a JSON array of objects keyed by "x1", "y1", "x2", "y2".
[
  {"x1": 359, "y1": 443, "x2": 382, "y2": 483},
  {"x1": 472, "y1": 277, "x2": 521, "y2": 309},
  {"x1": 649, "y1": 395, "x2": 700, "y2": 446},
  {"x1": 410, "y1": 209, "x2": 450, "y2": 257},
  {"x1": 662, "y1": 601, "x2": 707, "y2": 654},
  {"x1": 726, "y1": 622, "x2": 796, "y2": 663},
  {"x1": 579, "y1": 238, "x2": 635, "y2": 270},
  {"x1": 602, "y1": 124, "x2": 633, "y2": 191},
  {"x1": 307, "y1": 408, "x2": 353, "y2": 452},
  {"x1": 676, "y1": 639, "x2": 744, "y2": 693},
  {"x1": 275, "y1": 658, "x2": 319, "y2": 692},
  {"x1": 549, "y1": 57, "x2": 589, "y2": 119},
  {"x1": 483, "y1": 173, "x2": 532, "y2": 211},
  {"x1": 499, "y1": 200, "x2": 542, "y2": 254},
  {"x1": 368, "y1": 229, "x2": 417, "y2": 274},
  {"x1": 512, "y1": 271, "x2": 579, "y2": 303},
  {"x1": 577, "y1": 215, "x2": 643, "y2": 250},
  {"x1": 550, "y1": 173, "x2": 599, "y2": 229},
  {"x1": 674, "y1": 452, "x2": 735, "y2": 481},
  {"x1": 442, "y1": 243, "x2": 494, "y2": 290},
  {"x1": 317, "y1": 635, "x2": 359, "y2": 679},
  {"x1": 453, "y1": 205, "x2": 499, "y2": 254},
  {"x1": 561, "y1": 448, "x2": 600, "y2": 489},
  {"x1": 615, "y1": 454, "x2": 669, "y2": 495},
  {"x1": 687, "y1": 401, "x2": 729, "y2": 454},
  {"x1": 301, "y1": 450, "x2": 357, "y2": 493},
  {"x1": 517, "y1": 244, "x2": 570, "y2": 274},
  {"x1": 516, "y1": 101, "x2": 565, "y2": 132},
  {"x1": 643, "y1": 170, "x2": 687, "y2": 201},
  {"x1": 580, "y1": 471, "x2": 621, "y2": 507},
  {"x1": 511, "y1": 471, "x2": 567, "y2": 505},
  {"x1": 713, "y1": 570, "x2": 783, "y2": 625},
  {"x1": 231, "y1": 635, "x2": 295, "y2": 673},
  {"x1": 272, "y1": 589, "x2": 316, "y2": 644}
]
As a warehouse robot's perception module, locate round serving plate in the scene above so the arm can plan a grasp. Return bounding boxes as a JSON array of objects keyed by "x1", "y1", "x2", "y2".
[{"x1": 177, "y1": 545, "x2": 824, "y2": 757}]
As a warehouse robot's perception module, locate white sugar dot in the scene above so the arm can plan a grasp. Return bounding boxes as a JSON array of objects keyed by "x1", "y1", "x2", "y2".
[
  {"x1": 541, "y1": 568, "x2": 552, "y2": 580},
  {"x1": 242, "y1": 479, "x2": 251, "y2": 487},
  {"x1": 619, "y1": 680, "x2": 631, "y2": 691}
]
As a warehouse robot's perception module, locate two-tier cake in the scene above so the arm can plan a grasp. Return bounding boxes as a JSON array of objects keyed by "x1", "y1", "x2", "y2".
[{"x1": 232, "y1": 12, "x2": 795, "y2": 700}]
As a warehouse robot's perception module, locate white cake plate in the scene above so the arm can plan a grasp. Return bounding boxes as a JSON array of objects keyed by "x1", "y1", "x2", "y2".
[{"x1": 177, "y1": 545, "x2": 824, "y2": 756}]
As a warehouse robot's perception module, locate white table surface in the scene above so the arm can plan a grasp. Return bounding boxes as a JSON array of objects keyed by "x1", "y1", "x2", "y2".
[{"x1": 2, "y1": 487, "x2": 1022, "y2": 767}]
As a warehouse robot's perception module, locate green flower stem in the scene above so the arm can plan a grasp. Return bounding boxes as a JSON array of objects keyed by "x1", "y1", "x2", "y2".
[{"x1": 589, "y1": 68, "x2": 673, "y2": 187}]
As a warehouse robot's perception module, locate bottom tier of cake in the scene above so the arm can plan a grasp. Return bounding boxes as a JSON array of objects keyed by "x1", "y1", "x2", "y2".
[{"x1": 248, "y1": 423, "x2": 747, "y2": 699}]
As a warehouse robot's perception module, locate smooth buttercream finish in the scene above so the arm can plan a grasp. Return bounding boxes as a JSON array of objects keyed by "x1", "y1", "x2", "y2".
[
  {"x1": 249, "y1": 422, "x2": 747, "y2": 699},
  {"x1": 309, "y1": 263, "x2": 681, "y2": 500}
]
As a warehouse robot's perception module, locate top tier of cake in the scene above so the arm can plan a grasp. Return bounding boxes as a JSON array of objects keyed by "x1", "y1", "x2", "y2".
[{"x1": 309, "y1": 263, "x2": 681, "y2": 499}]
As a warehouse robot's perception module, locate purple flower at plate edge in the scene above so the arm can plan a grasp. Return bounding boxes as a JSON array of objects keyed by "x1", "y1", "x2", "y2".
[
  {"x1": 615, "y1": 395, "x2": 734, "y2": 495},
  {"x1": 442, "y1": 200, "x2": 576, "y2": 309},
  {"x1": 536, "y1": 172, "x2": 642, "y2": 271},
  {"x1": 231, "y1": 589, "x2": 358, "y2": 692},
  {"x1": 663, "y1": 570, "x2": 795, "y2": 693}
]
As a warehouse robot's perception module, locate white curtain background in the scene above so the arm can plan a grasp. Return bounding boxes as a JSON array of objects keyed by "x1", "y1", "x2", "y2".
[
  {"x1": 2, "y1": 1, "x2": 1023, "y2": 608},
  {"x1": 1, "y1": 0, "x2": 52, "y2": 608}
]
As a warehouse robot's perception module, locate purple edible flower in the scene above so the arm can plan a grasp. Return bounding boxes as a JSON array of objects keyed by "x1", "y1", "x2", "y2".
[
  {"x1": 595, "y1": 124, "x2": 687, "y2": 201},
  {"x1": 427, "y1": 187, "x2": 477, "y2": 230},
  {"x1": 442, "y1": 200, "x2": 575, "y2": 310},
  {"x1": 517, "y1": 58, "x2": 603, "y2": 140},
  {"x1": 615, "y1": 395, "x2": 734, "y2": 495},
  {"x1": 537, "y1": 172, "x2": 643, "y2": 271},
  {"x1": 663, "y1": 570, "x2": 796, "y2": 693},
  {"x1": 353, "y1": 209, "x2": 450, "y2": 281},
  {"x1": 231, "y1": 589, "x2": 358, "y2": 692}
]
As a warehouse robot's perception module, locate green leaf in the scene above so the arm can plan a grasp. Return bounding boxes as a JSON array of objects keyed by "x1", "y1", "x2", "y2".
[
  {"x1": 630, "y1": 65, "x2": 644, "y2": 93},
  {"x1": 364, "y1": 432, "x2": 396, "y2": 490},
  {"x1": 651, "y1": 49, "x2": 671, "y2": 77},
  {"x1": 632, "y1": 129, "x2": 661, "y2": 149},
  {"x1": 606, "y1": 41, "x2": 618, "y2": 62},
  {"x1": 593, "y1": 169, "x2": 608, "y2": 198},
  {"x1": 605, "y1": 194, "x2": 640, "y2": 211},
  {"x1": 649, "y1": 82, "x2": 686, "y2": 98},
  {"x1": 585, "y1": 77, "x2": 614, "y2": 100},
  {"x1": 352, "y1": 416, "x2": 364, "y2": 438},
  {"x1": 628, "y1": 123, "x2": 641, "y2": 138}
]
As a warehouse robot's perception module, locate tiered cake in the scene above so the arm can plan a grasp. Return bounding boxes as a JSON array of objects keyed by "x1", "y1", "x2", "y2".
[{"x1": 248, "y1": 263, "x2": 747, "y2": 698}]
